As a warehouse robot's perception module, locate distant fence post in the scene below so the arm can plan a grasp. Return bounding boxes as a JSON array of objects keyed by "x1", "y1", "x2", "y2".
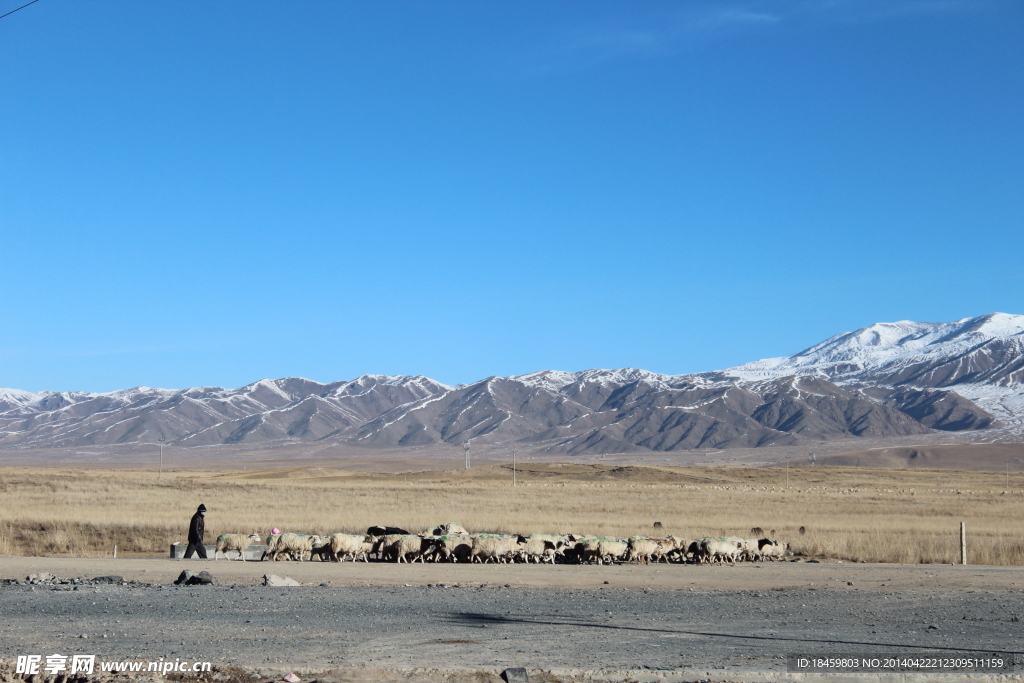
[{"x1": 960, "y1": 522, "x2": 967, "y2": 565}]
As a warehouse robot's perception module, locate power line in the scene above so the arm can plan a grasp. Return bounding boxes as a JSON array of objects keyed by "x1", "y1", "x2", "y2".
[{"x1": 0, "y1": 0, "x2": 41, "y2": 21}]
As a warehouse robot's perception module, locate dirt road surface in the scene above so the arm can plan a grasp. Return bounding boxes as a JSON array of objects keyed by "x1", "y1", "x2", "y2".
[{"x1": 3, "y1": 558, "x2": 1024, "y2": 682}]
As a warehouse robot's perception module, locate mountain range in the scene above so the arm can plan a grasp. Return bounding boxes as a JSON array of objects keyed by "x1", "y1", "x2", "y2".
[{"x1": 3, "y1": 313, "x2": 1022, "y2": 455}]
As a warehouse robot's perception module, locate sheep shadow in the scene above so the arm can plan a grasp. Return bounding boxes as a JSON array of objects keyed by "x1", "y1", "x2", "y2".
[{"x1": 442, "y1": 612, "x2": 1023, "y2": 656}]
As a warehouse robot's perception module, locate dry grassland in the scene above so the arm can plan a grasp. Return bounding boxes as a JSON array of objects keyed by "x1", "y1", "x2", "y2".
[{"x1": 1, "y1": 462, "x2": 1023, "y2": 565}]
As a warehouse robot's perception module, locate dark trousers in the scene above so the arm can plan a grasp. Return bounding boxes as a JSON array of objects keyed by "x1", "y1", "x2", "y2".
[{"x1": 184, "y1": 542, "x2": 207, "y2": 559}]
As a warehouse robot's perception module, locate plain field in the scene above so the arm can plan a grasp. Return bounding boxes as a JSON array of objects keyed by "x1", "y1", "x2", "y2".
[{"x1": 1, "y1": 462, "x2": 1023, "y2": 565}]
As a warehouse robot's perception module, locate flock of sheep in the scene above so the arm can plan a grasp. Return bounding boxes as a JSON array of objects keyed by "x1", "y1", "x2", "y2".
[{"x1": 214, "y1": 523, "x2": 791, "y2": 565}]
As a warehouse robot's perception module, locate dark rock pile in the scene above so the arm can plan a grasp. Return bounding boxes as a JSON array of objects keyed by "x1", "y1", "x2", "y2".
[{"x1": 1, "y1": 573, "x2": 151, "y2": 589}]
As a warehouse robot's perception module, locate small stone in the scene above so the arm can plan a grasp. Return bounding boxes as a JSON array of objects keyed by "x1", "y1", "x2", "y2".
[
  {"x1": 187, "y1": 571, "x2": 216, "y2": 586},
  {"x1": 283, "y1": 674, "x2": 301, "y2": 683},
  {"x1": 263, "y1": 574, "x2": 300, "y2": 587},
  {"x1": 501, "y1": 667, "x2": 529, "y2": 683},
  {"x1": 603, "y1": 581, "x2": 610, "y2": 584},
  {"x1": 92, "y1": 575, "x2": 124, "y2": 584},
  {"x1": 79, "y1": 634, "x2": 88, "y2": 639},
  {"x1": 847, "y1": 581, "x2": 854, "y2": 586}
]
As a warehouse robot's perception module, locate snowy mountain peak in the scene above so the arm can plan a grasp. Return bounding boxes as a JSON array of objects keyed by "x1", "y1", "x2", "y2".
[
  {"x1": 100, "y1": 386, "x2": 177, "y2": 400},
  {"x1": 956, "y1": 312, "x2": 1024, "y2": 338},
  {"x1": 721, "y1": 313, "x2": 1024, "y2": 425},
  {"x1": 0, "y1": 388, "x2": 49, "y2": 406},
  {"x1": 514, "y1": 367, "x2": 674, "y2": 392},
  {"x1": 733, "y1": 313, "x2": 1024, "y2": 377},
  {"x1": 2, "y1": 313, "x2": 1023, "y2": 452}
]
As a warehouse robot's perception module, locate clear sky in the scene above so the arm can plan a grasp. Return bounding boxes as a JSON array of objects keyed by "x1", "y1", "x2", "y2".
[{"x1": 1, "y1": 1, "x2": 1022, "y2": 392}]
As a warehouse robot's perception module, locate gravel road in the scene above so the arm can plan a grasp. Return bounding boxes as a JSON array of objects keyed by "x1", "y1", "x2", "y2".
[{"x1": 3, "y1": 577, "x2": 1024, "y2": 679}]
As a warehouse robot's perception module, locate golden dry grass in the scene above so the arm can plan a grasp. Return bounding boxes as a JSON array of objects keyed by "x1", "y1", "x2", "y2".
[{"x1": 1, "y1": 462, "x2": 1023, "y2": 564}]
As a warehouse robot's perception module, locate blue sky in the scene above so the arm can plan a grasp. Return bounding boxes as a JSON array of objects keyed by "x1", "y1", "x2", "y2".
[{"x1": 1, "y1": 0, "x2": 1021, "y2": 392}]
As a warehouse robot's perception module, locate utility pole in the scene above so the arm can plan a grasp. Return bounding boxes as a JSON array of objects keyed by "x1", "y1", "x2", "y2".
[
  {"x1": 463, "y1": 442, "x2": 470, "y2": 469},
  {"x1": 1006, "y1": 461, "x2": 1009, "y2": 492},
  {"x1": 786, "y1": 458, "x2": 789, "y2": 488},
  {"x1": 512, "y1": 448, "x2": 517, "y2": 487},
  {"x1": 159, "y1": 437, "x2": 165, "y2": 479}
]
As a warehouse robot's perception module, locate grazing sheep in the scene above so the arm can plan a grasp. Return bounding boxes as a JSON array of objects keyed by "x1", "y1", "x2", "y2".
[
  {"x1": 760, "y1": 540, "x2": 790, "y2": 561},
  {"x1": 656, "y1": 537, "x2": 687, "y2": 563},
  {"x1": 256, "y1": 523, "x2": 784, "y2": 566},
  {"x1": 626, "y1": 537, "x2": 660, "y2": 564},
  {"x1": 215, "y1": 533, "x2": 262, "y2": 561},
  {"x1": 470, "y1": 535, "x2": 523, "y2": 564},
  {"x1": 517, "y1": 538, "x2": 557, "y2": 563},
  {"x1": 427, "y1": 523, "x2": 468, "y2": 536},
  {"x1": 325, "y1": 533, "x2": 373, "y2": 562},
  {"x1": 526, "y1": 534, "x2": 569, "y2": 552},
  {"x1": 684, "y1": 539, "x2": 702, "y2": 562},
  {"x1": 662, "y1": 537, "x2": 693, "y2": 563},
  {"x1": 372, "y1": 534, "x2": 403, "y2": 562},
  {"x1": 433, "y1": 535, "x2": 473, "y2": 563},
  {"x1": 355, "y1": 537, "x2": 376, "y2": 562},
  {"x1": 309, "y1": 537, "x2": 334, "y2": 562},
  {"x1": 572, "y1": 538, "x2": 602, "y2": 564},
  {"x1": 262, "y1": 534, "x2": 281, "y2": 561},
  {"x1": 727, "y1": 537, "x2": 761, "y2": 562},
  {"x1": 598, "y1": 539, "x2": 628, "y2": 564},
  {"x1": 267, "y1": 533, "x2": 320, "y2": 561},
  {"x1": 699, "y1": 538, "x2": 742, "y2": 565},
  {"x1": 418, "y1": 536, "x2": 445, "y2": 562},
  {"x1": 557, "y1": 543, "x2": 581, "y2": 564},
  {"x1": 377, "y1": 534, "x2": 428, "y2": 563}
]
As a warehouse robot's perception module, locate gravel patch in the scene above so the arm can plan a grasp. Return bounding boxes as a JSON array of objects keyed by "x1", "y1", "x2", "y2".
[{"x1": 2, "y1": 581, "x2": 1023, "y2": 675}]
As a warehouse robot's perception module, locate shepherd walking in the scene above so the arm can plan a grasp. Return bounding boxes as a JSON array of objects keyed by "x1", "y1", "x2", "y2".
[{"x1": 184, "y1": 504, "x2": 208, "y2": 559}]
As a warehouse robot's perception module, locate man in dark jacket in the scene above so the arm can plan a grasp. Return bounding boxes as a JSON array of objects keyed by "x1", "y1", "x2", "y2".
[{"x1": 184, "y1": 504, "x2": 207, "y2": 559}]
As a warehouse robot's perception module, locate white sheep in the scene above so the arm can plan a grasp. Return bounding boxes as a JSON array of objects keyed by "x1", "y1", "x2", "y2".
[
  {"x1": 699, "y1": 538, "x2": 742, "y2": 564},
  {"x1": 427, "y1": 523, "x2": 469, "y2": 536},
  {"x1": 267, "y1": 533, "x2": 320, "y2": 561},
  {"x1": 732, "y1": 537, "x2": 765, "y2": 561},
  {"x1": 516, "y1": 538, "x2": 557, "y2": 563},
  {"x1": 572, "y1": 538, "x2": 602, "y2": 564},
  {"x1": 626, "y1": 537, "x2": 659, "y2": 564},
  {"x1": 377, "y1": 534, "x2": 428, "y2": 563},
  {"x1": 597, "y1": 539, "x2": 628, "y2": 564},
  {"x1": 215, "y1": 533, "x2": 262, "y2": 561},
  {"x1": 470, "y1": 535, "x2": 522, "y2": 563},
  {"x1": 325, "y1": 533, "x2": 373, "y2": 562},
  {"x1": 262, "y1": 534, "x2": 281, "y2": 561},
  {"x1": 660, "y1": 536, "x2": 690, "y2": 563},
  {"x1": 433, "y1": 535, "x2": 473, "y2": 562},
  {"x1": 760, "y1": 540, "x2": 789, "y2": 561}
]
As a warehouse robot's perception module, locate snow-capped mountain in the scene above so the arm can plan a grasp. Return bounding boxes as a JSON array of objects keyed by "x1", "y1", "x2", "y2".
[
  {"x1": 0, "y1": 375, "x2": 450, "y2": 449},
  {"x1": 1, "y1": 313, "x2": 1020, "y2": 454},
  {"x1": 718, "y1": 312, "x2": 1024, "y2": 425}
]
